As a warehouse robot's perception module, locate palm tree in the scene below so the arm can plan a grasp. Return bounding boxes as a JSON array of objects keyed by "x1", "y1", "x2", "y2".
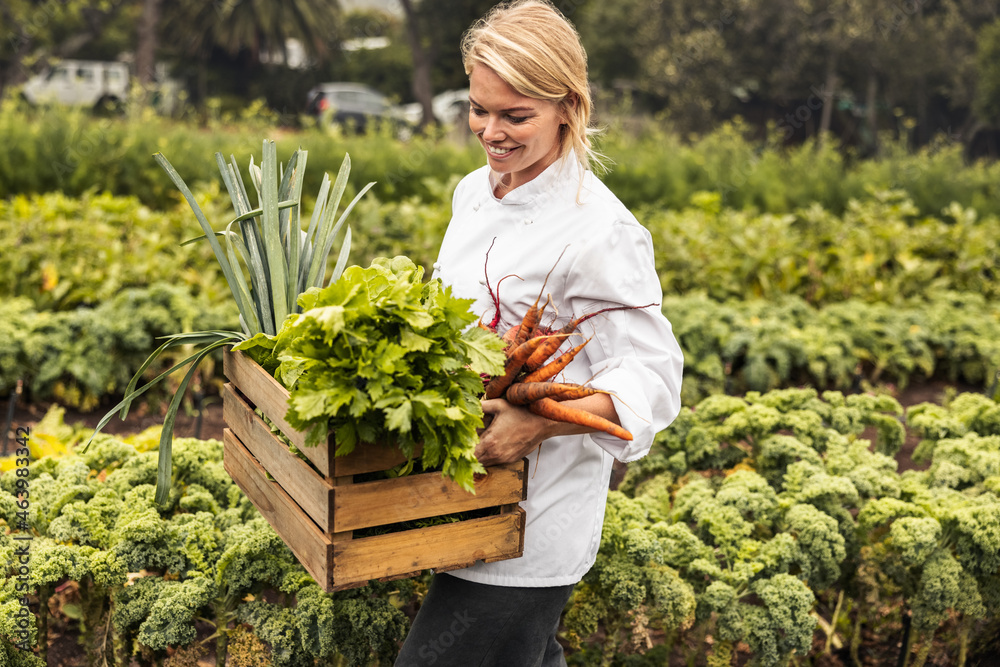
[{"x1": 161, "y1": 0, "x2": 342, "y2": 100}]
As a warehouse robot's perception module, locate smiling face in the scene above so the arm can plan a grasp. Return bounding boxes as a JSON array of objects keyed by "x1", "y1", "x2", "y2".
[{"x1": 468, "y1": 65, "x2": 566, "y2": 196}]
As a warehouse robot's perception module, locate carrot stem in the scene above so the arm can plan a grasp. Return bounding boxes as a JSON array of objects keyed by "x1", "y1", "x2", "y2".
[{"x1": 514, "y1": 249, "x2": 568, "y2": 347}]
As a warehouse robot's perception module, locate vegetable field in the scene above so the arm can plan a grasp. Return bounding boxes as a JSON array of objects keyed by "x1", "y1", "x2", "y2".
[{"x1": 2, "y1": 115, "x2": 999, "y2": 665}]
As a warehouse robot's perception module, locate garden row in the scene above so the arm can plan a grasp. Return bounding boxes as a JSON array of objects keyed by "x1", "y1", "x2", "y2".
[
  {"x1": 6, "y1": 186, "x2": 997, "y2": 316},
  {"x1": 1, "y1": 187, "x2": 450, "y2": 313},
  {"x1": 3, "y1": 388, "x2": 998, "y2": 666},
  {"x1": 2, "y1": 106, "x2": 999, "y2": 217},
  {"x1": 3, "y1": 286, "x2": 998, "y2": 412},
  {"x1": 0, "y1": 286, "x2": 234, "y2": 411},
  {"x1": 13, "y1": 282, "x2": 1000, "y2": 412}
]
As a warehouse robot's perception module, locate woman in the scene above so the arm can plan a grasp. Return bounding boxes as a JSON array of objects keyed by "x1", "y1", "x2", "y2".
[{"x1": 394, "y1": 2, "x2": 683, "y2": 665}]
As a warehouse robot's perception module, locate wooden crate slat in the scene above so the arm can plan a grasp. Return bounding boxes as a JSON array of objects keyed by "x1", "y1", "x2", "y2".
[
  {"x1": 224, "y1": 384, "x2": 335, "y2": 532},
  {"x1": 223, "y1": 348, "x2": 330, "y2": 475},
  {"x1": 223, "y1": 429, "x2": 333, "y2": 589},
  {"x1": 331, "y1": 440, "x2": 421, "y2": 478},
  {"x1": 332, "y1": 510, "x2": 525, "y2": 584},
  {"x1": 332, "y1": 460, "x2": 527, "y2": 532},
  {"x1": 483, "y1": 506, "x2": 526, "y2": 562}
]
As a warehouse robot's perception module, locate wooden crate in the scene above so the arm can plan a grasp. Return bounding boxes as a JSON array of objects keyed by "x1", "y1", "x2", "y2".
[{"x1": 222, "y1": 348, "x2": 527, "y2": 592}]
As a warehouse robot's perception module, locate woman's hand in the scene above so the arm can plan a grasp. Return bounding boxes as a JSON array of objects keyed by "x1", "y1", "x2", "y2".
[
  {"x1": 476, "y1": 398, "x2": 554, "y2": 466},
  {"x1": 476, "y1": 393, "x2": 621, "y2": 466}
]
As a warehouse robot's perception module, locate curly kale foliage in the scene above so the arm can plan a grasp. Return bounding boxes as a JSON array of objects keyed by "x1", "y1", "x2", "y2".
[
  {"x1": 291, "y1": 582, "x2": 409, "y2": 667},
  {"x1": 565, "y1": 492, "x2": 696, "y2": 654},
  {"x1": 215, "y1": 517, "x2": 300, "y2": 600},
  {"x1": 0, "y1": 640, "x2": 46, "y2": 667},
  {"x1": 0, "y1": 417, "x2": 415, "y2": 665},
  {"x1": 908, "y1": 392, "x2": 1000, "y2": 442},
  {"x1": 919, "y1": 433, "x2": 1000, "y2": 491},
  {"x1": 236, "y1": 255, "x2": 506, "y2": 492},
  {"x1": 566, "y1": 482, "x2": 822, "y2": 666},
  {"x1": 112, "y1": 575, "x2": 216, "y2": 650},
  {"x1": 235, "y1": 580, "x2": 410, "y2": 667},
  {"x1": 740, "y1": 574, "x2": 816, "y2": 666},
  {"x1": 783, "y1": 503, "x2": 846, "y2": 590},
  {"x1": 626, "y1": 388, "x2": 905, "y2": 493},
  {"x1": 570, "y1": 390, "x2": 1000, "y2": 665},
  {"x1": 860, "y1": 512, "x2": 989, "y2": 633}
]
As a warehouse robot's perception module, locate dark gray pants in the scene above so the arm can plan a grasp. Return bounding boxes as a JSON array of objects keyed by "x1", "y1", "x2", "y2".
[{"x1": 394, "y1": 573, "x2": 575, "y2": 667}]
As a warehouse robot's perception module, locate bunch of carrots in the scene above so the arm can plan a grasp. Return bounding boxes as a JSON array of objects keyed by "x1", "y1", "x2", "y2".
[{"x1": 478, "y1": 245, "x2": 654, "y2": 442}]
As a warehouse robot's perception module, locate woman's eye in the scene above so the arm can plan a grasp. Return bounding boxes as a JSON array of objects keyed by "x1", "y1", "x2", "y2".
[
  {"x1": 471, "y1": 107, "x2": 487, "y2": 116},
  {"x1": 508, "y1": 115, "x2": 528, "y2": 124}
]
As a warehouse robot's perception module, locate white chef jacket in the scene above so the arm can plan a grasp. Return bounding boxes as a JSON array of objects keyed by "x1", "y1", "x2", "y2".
[{"x1": 432, "y1": 152, "x2": 683, "y2": 587}]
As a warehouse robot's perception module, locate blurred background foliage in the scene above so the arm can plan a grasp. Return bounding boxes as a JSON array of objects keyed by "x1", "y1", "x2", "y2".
[{"x1": 2, "y1": 0, "x2": 1000, "y2": 156}]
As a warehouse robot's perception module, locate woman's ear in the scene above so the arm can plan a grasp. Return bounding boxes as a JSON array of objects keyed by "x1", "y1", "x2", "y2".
[{"x1": 559, "y1": 93, "x2": 578, "y2": 124}]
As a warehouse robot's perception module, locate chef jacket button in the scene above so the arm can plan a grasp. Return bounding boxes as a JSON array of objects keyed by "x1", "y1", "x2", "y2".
[
  {"x1": 523, "y1": 218, "x2": 532, "y2": 225},
  {"x1": 432, "y1": 262, "x2": 442, "y2": 270},
  {"x1": 473, "y1": 203, "x2": 480, "y2": 211},
  {"x1": 479, "y1": 278, "x2": 487, "y2": 285}
]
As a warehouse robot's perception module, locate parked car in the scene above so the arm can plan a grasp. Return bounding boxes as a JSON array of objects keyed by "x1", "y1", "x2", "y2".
[
  {"x1": 20, "y1": 59, "x2": 183, "y2": 114},
  {"x1": 305, "y1": 82, "x2": 410, "y2": 134},
  {"x1": 21, "y1": 60, "x2": 130, "y2": 110},
  {"x1": 400, "y1": 88, "x2": 470, "y2": 126}
]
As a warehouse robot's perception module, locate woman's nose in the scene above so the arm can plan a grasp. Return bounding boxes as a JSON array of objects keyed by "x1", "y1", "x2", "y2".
[{"x1": 482, "y1": 115, "x2": 504, "y2": 142}]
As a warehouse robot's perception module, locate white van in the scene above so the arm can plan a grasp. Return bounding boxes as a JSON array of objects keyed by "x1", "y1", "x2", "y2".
[{"x1": 22, "y1": 60, "x2": 130, "y2": 109}]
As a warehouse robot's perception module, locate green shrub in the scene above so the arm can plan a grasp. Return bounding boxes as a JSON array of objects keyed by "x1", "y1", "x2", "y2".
[
  {"x1": 3, "y1": 106, "x2": 1000, "y2": 217},
  {"x1": 0, "y1": 285, "x2": 237, "y2": 410}
]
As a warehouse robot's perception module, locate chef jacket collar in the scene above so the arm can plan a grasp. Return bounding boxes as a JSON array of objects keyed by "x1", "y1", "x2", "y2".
[{"x1": 487, "y1": 151, "x2": 582, "y2": 206}]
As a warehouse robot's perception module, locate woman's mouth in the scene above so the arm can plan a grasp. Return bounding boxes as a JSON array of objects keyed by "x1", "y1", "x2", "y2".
[{"x1": 487, "y1": 144, "x2": 516, "y2": 156}]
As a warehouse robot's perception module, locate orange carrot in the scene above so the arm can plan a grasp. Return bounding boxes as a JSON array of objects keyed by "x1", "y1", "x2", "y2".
[
  {"x1": 522, "y1": 336, "x2": 591, "y2": 382},
  {"x1": 484, "y1": 335, "x2": 552, "y2": 399},
  {"x1": 528, "y1": 397, "x2": 633, "y2": 441},
  {"x1": 522, "y1": 330, "x2": 574, "y2": 371},
  {"x1": 512, "y1": 293, "x2": 551, "y2": 348},
  {"x1": 505, "y1": 381, "x2": 604, "y2": 405}
]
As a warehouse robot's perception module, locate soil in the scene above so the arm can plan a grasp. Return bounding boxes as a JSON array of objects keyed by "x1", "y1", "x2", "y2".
[{"x1": 0, "y1": 394, "x2": 229, "y2": 456}]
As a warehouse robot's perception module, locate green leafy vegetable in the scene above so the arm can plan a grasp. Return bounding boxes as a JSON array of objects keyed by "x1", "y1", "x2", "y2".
[{"x1": 237, "y1": 256, "x2": 506, "y2": 493}]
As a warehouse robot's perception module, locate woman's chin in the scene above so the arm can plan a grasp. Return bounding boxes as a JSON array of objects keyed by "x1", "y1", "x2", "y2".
[{"x1": 487, "y1": 157, "x2": 515, "y2": 174}]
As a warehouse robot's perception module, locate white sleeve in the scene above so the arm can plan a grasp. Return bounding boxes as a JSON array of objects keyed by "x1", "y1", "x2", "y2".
[{"x1": 564, "y1": 217, "x2": 684, "y2": 462}]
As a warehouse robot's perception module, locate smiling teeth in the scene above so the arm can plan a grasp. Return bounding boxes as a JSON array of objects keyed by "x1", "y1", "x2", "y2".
[{"x1": 488, "y1": 145, "x2": 512, "y2": 155}]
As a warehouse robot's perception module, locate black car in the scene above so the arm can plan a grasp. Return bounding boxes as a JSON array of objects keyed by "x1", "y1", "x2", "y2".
[{"x1": 305, "y1": 83, "x2": 408, "y2": 134}]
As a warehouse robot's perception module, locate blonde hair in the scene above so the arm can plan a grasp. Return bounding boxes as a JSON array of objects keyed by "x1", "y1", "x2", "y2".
[{"x1": 461, "y1": 0, "x2": 605, "y2": 174}]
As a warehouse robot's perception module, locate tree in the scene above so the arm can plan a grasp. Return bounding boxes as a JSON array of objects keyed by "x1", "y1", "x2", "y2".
[
  {"x1": 164, "y1": 0, "x2": 340, "y2": 63},
  {"x1": 391, "y1": 0, "x2": 496, "y2": 127},
  {"x1": 974, "y1": 19, "x2": 1000, "y2": 128},
  {"x1": 399, "y1": 0, "x2": 435, "y2": 127},
  {"x1": 135, "y1": 0, "x2": 162, "y2": 95},
  {"x1": 335, "y1": 9, "x2": 411, "y2": 98},
  {"x1": 160, "y1": 0, "x2": 342, "y2": 104}
]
